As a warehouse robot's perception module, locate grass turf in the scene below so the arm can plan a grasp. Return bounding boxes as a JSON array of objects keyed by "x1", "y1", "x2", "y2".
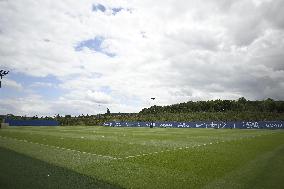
[
  {"x1": 0, "y1": 147, "x2": 121, "y2": 189},
  {"x1": 0, "y1": 126, "x2": 283, "y2": 189}
]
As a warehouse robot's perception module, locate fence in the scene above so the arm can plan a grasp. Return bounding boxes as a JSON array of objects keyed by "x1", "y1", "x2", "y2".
[
  {"x1": 4, "y1": 119, "x2": 59, "y2": 126},
  {"x1": 103, "y1": 121, "x2": 284, "y2": 129}
]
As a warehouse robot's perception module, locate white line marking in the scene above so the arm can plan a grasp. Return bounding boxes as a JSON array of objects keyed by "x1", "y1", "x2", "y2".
[
  {"x1": 0, "y1": 133, "x2": 274, "y2": 161},
  {"x1": 0, "y1": 136, "x2": 116, "y2": 160}
]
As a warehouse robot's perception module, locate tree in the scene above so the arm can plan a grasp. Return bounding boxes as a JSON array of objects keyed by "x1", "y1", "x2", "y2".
[
  {"x1": 263, "y1": 98, "x2": 276, "y2": 112},
  {"x1": 106, "y1": 108, "x2": 110, "y2": 115},
  {"x1": 238, "y1": 97, "x2": 247, "y2": 104}
]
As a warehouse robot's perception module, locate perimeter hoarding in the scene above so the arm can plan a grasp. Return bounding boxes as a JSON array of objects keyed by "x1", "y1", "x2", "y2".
[{"x1": 103, "y1": 121, "x2": 283, "y2": 129}]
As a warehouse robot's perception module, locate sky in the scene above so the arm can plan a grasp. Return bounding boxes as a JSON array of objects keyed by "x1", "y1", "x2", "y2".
[{"x1": 0, "y1": 0, "x2": 284, "y2": 116}]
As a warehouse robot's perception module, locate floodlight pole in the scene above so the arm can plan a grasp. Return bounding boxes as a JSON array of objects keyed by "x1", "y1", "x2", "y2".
[
  {"x1": 150, "y1": 97, "x2": 155, "y2": 128},
  {"x1": 0, "y1": 70, "x2": 9, "y2": 88},
  {"x1": 98, "y1": 104, "x2": 102, "y2": 122}
]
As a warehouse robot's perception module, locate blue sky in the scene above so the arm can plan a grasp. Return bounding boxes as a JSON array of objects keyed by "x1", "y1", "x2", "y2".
[
  {"x1": 92, "y1": 4, "x2": 106, "y2": 12},
  {"x1": 75, "y1": 36, "x2": 116, "y2": 57},
  {"x1": 0, "y1": 72, "x2": 63, "y2": 99},
  {"x1": 92, "y1": 3, "x2": 124, "y2": 15},
  {"x1": 0, "y1": 0, "x2": 284, "y2": 116}
]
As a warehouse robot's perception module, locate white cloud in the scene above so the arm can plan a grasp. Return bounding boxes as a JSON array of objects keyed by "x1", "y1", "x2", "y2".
[
  {"x1": 29, "y1": 82, "x2": 55, "y2": 88},
  {"x1": 0, "y1": 0, "x2": 284, "y2": 115},
  {"x1": 86, "y1": 90, "x2": 113, "y2": 104},
  {"x1": 0, "y1": 95, "x2": 52, "y2": 116},
  {"x1": 2, "y1": 79, "x2": 23, "y2": 91}
]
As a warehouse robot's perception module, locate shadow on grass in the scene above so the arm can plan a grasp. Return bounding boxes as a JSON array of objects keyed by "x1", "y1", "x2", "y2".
[{"x1": 0, "y1": 147, "x2": 123, "y2": 189}]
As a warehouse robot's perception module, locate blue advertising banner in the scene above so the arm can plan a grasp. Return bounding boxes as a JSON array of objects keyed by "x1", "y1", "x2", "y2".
[
  {"x1": 5, "y1": 119, "x2": 59, "y2": 126},
  {"x1": 103, "y1": 121, "x2": 284, "y2": 129}
]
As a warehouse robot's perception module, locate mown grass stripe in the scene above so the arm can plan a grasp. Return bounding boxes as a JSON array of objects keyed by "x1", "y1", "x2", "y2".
[
  {"x1": 0, "y1": 135, "x2": 116, "y2": 160},
  {"x1": 115, "y1": 133, "x2": 273, "y2": 160},
  {"x1": 0, "y1": 132, "x2": 276, "y2": 162}
]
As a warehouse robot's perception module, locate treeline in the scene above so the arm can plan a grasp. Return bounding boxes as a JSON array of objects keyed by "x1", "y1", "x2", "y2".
[
  {"x1": 140, "y1": 98, "x2": 284, "y2": 114},
  {"x1": 2, "y1": 98, "x2": 284, "y2": 125}
]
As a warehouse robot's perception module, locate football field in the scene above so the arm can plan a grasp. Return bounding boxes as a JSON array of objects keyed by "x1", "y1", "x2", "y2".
[{"x1": 0, "y1": 126, "x2": 283, "y2": 189}]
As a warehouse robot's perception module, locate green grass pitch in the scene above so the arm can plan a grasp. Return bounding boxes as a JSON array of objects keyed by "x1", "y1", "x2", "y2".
[{"x1": 0, "y1": 126, "x2": 284, "y2": 189}]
